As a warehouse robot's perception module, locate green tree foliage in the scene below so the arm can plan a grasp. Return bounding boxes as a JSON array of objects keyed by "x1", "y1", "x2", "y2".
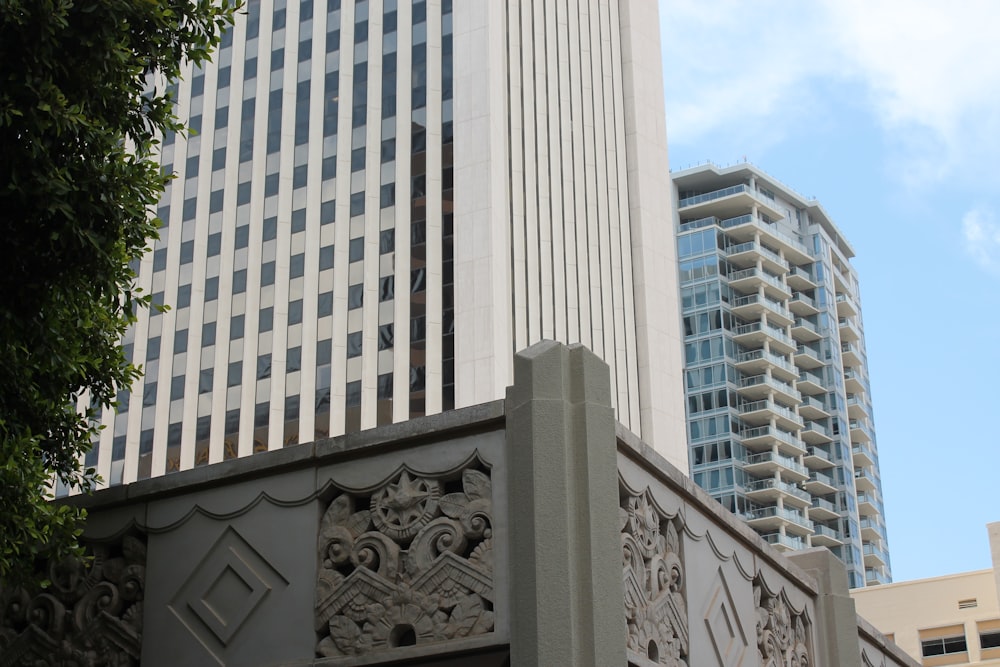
[{"x1": 0, "y1": 0, "x2": 236, "y2": 583}]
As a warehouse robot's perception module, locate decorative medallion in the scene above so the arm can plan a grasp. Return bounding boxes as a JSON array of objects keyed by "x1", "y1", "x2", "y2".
[{"x1": 369, "y1": 471, "x2": 441, "y2": 542}]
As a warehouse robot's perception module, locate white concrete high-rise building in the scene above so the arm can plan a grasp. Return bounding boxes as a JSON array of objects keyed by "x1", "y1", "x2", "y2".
[{"x1": 85, "y1": 0, "x2": 687, "y2": 487}]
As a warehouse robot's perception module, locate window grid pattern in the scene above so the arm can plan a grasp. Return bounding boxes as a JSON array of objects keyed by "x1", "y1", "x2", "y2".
[{"x1": 98, "y1": 0, "x2": 453, "y2": 487}]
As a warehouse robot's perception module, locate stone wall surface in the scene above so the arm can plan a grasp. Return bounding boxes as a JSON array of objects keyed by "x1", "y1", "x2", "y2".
[{"x1": 0, "y1": 342, "x2": 917, "y2": 667}]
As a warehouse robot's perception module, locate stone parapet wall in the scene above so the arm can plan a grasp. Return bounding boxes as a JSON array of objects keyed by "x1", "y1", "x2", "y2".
[{"x1": 0, "y1": 342, "x2": 917, "y2": 667}]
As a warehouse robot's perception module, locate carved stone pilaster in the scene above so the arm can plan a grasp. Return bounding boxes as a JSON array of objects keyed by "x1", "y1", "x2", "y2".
[
  {"x1": 0, "y1": 534, "x2": 146, "y2": 667},
  {"x1": 315, "y1": 463, "x2": 495, "y2": 658},
  {"x1": 754, "y1": 575, "x2": 812, "y2": 667},
  {"x1": 621, "y1": 489, "x2": 688, "y2": 666}
]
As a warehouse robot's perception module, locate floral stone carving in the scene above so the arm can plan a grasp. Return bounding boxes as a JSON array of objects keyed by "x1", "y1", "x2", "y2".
[
  {"x1": 315, "y1": 465, "x2": 495, "y2": 657},
  {"x1": 754, "y1": 576, "x2": 812, "y2": 667},
  {"x1": 621, "y1": 490, "x2": 688, "y2": 666},
  {"x1": 0, "y1": 534, "x2": 146, "y2": 667}
]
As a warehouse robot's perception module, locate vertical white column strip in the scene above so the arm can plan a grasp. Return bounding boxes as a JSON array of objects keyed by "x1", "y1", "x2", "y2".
[
  {"x1": 568, "y1": 3, "x2": 590, "y2": 351},
  {"x1": 531, "y1": 0, "x2": 554, "y2": 341},
  {"x1": 329, "y1": 0, "x2": 357, "y2": 435},
  {"x1": 391, "y1": 0, "x2": 413, "y2": 423},
  {"x1": 520, "y1": 0, "x2": 541, "y2": 346},
  {"x1": 424, "y1": 0, "x2": 443, "y2": 415},
  {"x1": 545, "y1": 0, "x2": 567, "y2": 343},
  {"x1": 297, "y1": 0, "x2": 330, "y2": 444},
  {"x1": 263, "y1": 0, "x2": 299, "y2": 451},
  {"x1": 360, "y1": 0, "x2": 384, "y2": 429}
]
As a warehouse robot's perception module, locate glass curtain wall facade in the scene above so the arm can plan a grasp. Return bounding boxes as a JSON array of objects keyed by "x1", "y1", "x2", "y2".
[
  {"x1": 84, "y1": 0, "x2": 454, "y2": 484},
  {"x1": 673, "y1": 163, "x2": 891, "y2": 588}
]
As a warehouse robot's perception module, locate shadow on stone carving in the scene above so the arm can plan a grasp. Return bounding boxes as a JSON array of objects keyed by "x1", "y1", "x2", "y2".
[
  {"x1": 621, "y1": 487, "x2": 689, "y2": 666},
  {"x1": 0, "y1": 532, "x2": 146, "y2": 667},
  {"x1": 315, "y1": 457, "x2": 495, "y2": 658},
  {"x1": 753, "y1": 573, "x2": 812, "y2": 667}
]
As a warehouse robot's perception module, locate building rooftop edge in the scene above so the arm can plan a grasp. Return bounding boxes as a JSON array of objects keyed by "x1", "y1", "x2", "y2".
[
  {"x1": 671, "y1": 161, "x2": 857, "y2": 259},
  {"x1": 850, "y1": 568, "x2": 995, "y2": 594}
]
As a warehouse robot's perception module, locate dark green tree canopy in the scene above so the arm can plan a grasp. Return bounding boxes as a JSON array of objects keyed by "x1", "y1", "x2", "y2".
[{"x1": 0, "y1": 0, "x2": 236, "y2": 583}]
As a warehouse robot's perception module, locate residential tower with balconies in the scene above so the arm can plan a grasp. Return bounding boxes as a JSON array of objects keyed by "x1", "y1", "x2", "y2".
[{"x1": 673, "y1": 162, "x2": 891, "y2": 588}]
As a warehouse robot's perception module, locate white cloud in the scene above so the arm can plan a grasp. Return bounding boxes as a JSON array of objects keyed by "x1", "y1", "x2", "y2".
[
  {"x1": 659, "y1": 0, "x2": 1000, "y2": 185},
  {"x1": 659, "y1": 0, "x2": 836, "y2": 148},
  {"x1": 962, "y1": 209, "x2": 1000, "y2": 275}
]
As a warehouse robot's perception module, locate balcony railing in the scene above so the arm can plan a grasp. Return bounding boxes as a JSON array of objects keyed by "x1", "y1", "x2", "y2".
[
  {"x1": 745, "y1": 477, "x2": 811, "y2": 503},
  {"x1": 678, "y1": 215, "x2": 719, "y2": 232},
  {"x1": 761, "y1": 532, "x2": 805, "y2": 550},
  {"x1": 863, "y1": 543, "x2": 888, "y2": 562},
  {"x1": 852, "y1": 442, "x2": 876, "y2": 463},
  {"x1": 843, "y1": 368, "x2": 867, "y2": 384},
  {"x1": 746, "y1": 451, "x2": 808, "y2": 477},
  {"x1": 789, "y1": 266, "x2": 815, "y2": 285},
  {"x1": 801, "y1": 422, "x2": 830, "y2": 438},
  {"x1": 856, "y1": 491, "x2": 885, "y2": 515},
  {"x1": 792, "y1": 318, "x2": 819, "y2": 335},
  {"x1": 732, "y1": 294, "x2": 792, "y2": 322},
  {"x1": 808, "y1": 470, "x2": 835, "y2": 487},
  {"x1": 798, "y1": 370, "x2": 825, "y2": 388},
  {"x1": 727, "y1": 267, "x2": 789, "y2": 295},
  {"x1": 735, "y1": 349, "x2": 797, "y2": 376},
  {"x1": 739, "y1": 399, "x2": 802, "y2": 426},
  {"x1": 740, "y1": 425, "x2": 802, "y2": 450},
  {"x1": 740, "y1": 374, "x2": 801, "y2": 401},
  {"x1": 724, "y1": 240, "x2": 789, "y2": 271},
  {"x1": 805, "y1": 446, "x2": 832, "y2": 464},
  {"x1": 679, "y1": 184, "x2": 749, "y2": 208},
  {"x1": 812, "y1": 524, "x2": 841, "y2": 540},
  {"x1": 790, "y1": 292, "x2": 817, "y2": 310},
  {"x1": 732, "y1": 322, "x2": 796, "y2": 353},
  {"x1": 860, "y1": 517, "x2": 884, "y2": 532},
  {"x1": 745, "y1": 506, "x2": 814, "y2": 531},
  {"x1": 811, "y1": 497, "x2": 838, "y2": 514},
  {"x1": 854, "y1": 468, "x2": 879, "y2": 485},
  {"x1": 721, "y1": 213, "x2": 811, "y2": 258},
  {"x1": 800, "y1": 395, "x2": 829, "y2": 414}
]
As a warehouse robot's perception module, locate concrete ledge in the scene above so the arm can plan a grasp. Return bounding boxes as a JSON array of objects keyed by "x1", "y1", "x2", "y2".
[{"x1": 64, "y1": 400, "x2": 505, "y2": 513}]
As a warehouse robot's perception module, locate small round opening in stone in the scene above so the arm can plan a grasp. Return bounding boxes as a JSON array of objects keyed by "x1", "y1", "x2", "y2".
[
  {"x1": 647, "y1": 640, "x2": 659, "y2": 661},
  {"x1": 390, "y1": 624, "x2": 417, "y2": 647}
]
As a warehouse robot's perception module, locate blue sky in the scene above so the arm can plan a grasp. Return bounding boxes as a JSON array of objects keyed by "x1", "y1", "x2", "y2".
[{"x1": 659, "y1": 0, "x2": 1000, "y2": 583}]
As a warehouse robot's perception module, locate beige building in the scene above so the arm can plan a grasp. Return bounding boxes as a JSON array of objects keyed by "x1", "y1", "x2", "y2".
[{"x1": 852, "y1": 523, "x2": 1000, "y2": 666}]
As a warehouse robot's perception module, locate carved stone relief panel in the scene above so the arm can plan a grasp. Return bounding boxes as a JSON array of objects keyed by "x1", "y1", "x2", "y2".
[
  {"x1": 621, "y1": 488, "x2": 689, "y2": 666},
  {"x1": 0, "y1": 533, "x2": 146, "y2": 667},
  {"x1": 753, "y1": 574, "x2": 812, "y2": 667},
  {"x1": 315, "y1": 461, "x2": 495, "y2": 658}
]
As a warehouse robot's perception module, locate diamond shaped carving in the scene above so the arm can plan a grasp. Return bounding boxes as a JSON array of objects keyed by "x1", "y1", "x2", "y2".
[
  {"x1": 703, "y1": 566, "x2": 749, "y2": 666},
  {"x1": 170, "y1": 526, "x2": 288, "y2": 659}
]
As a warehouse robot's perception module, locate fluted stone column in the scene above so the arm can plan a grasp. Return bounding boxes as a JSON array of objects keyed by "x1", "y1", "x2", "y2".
[{"x1": 505, "y1": 341, "x2": 626, "y2": 667}]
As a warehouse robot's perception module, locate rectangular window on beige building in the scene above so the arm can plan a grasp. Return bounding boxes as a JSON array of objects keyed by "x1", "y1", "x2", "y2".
[
  {"x1": 978, "y1": 619, "x2": 1000, "y2": 661},
  {"x1": 919, "y1": 624, "x2": 969, "y2": 667}
]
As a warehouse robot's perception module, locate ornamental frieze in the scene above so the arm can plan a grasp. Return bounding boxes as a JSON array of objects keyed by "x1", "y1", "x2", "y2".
[
  {"x1": 621, "y1": 489, "x2": 689, "y2": 666},
  {"x1": 754, "y1": 574, "x2": 812, "y2": 667},
  {"x1": 0, "y1": 534, "x2": 146, "y2": 667},
  {"x1": 315, "y1": 464, "x2": 495, "y2": 658}
]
